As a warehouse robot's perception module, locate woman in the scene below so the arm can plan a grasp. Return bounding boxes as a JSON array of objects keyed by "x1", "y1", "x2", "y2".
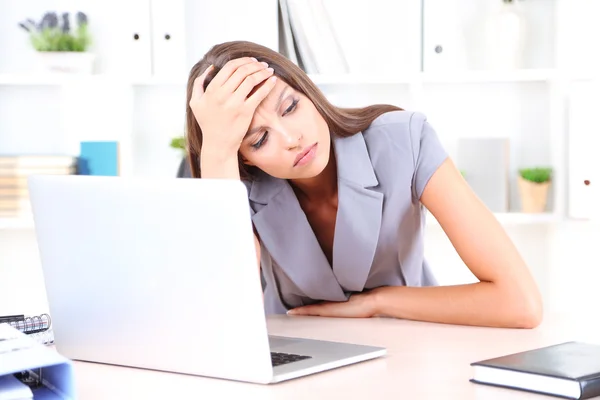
[{"x1": 185, "y1": 41, "x2": 543, "y2": 329}]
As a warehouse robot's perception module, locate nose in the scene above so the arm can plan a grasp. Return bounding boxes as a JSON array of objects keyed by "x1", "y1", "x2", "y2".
[{"x1": 282, "y1": 129, "x2": 302, "y2": 149}]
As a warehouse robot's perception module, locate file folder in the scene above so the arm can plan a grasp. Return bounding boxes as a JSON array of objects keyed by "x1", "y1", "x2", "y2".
[{"x1": 0, "y1": 323, "x2": 75, "y2": 399}]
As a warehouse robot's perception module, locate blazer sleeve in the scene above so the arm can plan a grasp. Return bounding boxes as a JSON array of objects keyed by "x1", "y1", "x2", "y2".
[{"x1": 408, "y1": 112, "x2": 449, "y2": 200}]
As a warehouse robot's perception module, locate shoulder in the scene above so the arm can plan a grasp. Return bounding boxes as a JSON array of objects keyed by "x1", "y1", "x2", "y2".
[
  {"x1": 364, "y1": 109, "x2": 428, "y2": 140},
  {"x1": 361, "y1": 110, "x2": 432, "y2": 164},
  {"x1": 360, "y1": 110, "x2": 448, "y2": 199}
]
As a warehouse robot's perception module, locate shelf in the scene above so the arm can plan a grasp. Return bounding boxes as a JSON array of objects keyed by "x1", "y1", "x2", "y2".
[
  {"x1": 309, "y1": 69, "x2": 559, "y2": 85},
  {"x1": 307, "y1": 73, "x2": 417, "y2": 85},
  {"x1": 132, "y1": 76, "x2": 187, "y2": 85},
  {"x1": 419, "y1": 69, "x2": 558, "y2": 84},
  {"x1": 0, "y1": 216, "x2": 35, "y2": 230},
  {"x1": 0, "y1": 69, "x2": 579, "y2": 87},
  {"x1": 425, "y1": 212, "x2": 559, "y2": 227},
  {"x1": 0, "y1": 73, "x2": 141, "y2": 86},
  {"x1": 0, "y1": 212, "x2": 559, "y2": 231}
]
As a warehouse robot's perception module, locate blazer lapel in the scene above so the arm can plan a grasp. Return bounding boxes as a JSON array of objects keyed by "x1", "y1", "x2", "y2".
[
  {"x1": 249, "y1": 131, "x2": 383, "y2": 300},
  {"x1": 249, "y1": 172, "x2": 347, "y2": 302},
  {"x1": 331, "y1": 134, "x2": 383, "y2": 292}
]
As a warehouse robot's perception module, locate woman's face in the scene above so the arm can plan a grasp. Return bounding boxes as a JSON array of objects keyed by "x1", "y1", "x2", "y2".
[{"x1": 239, "y1": 78, "x2": 331, "y2": 180}]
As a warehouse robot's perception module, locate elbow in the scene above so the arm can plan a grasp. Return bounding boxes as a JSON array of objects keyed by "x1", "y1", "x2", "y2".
[
  {"x1": 495, "y1": 279, "x2": 544, "y2": 329},
  {"x1": 508, "y1": 288, "x2": 544, "y2": 329},
  {"x1": 515, "y1": 299, "x2": 543, "y2": 329}
]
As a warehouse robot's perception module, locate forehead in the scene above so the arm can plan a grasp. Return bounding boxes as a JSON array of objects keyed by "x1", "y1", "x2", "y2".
[{"x1": 251, "y1": 78, "x2": 290, "y2": 113}]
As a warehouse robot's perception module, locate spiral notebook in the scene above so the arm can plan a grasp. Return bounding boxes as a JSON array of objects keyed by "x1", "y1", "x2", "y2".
[{"x1": 0, "y1": 313, "x2": 54, "y2": 346}]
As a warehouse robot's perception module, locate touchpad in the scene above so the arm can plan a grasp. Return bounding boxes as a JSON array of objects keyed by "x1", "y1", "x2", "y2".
[{"x1": 269, "y1": 335, "x2": 304, "y2": 350}]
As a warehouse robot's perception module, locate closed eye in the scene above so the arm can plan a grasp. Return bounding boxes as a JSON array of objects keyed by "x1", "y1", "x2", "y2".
[
  {"x1": 251, "y1": 131, "x2": 268, "y2": 150},
  {"x1": 283, "y1": 99, "x2": 299, "y2": 116}
]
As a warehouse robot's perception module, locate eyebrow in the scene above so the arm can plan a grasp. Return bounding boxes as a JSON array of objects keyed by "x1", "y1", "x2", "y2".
[{"x1": 244, "y1": 86, "x2": 289, "y2": 139}]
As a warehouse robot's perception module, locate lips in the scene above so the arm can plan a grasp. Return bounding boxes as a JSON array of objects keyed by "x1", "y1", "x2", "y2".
[{"x1": 294, "y1": 143, "x2": 317, "y2": 167}]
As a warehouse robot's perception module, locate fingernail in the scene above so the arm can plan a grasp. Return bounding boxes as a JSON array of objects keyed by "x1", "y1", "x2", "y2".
[
  {"x1": 250, "y1": 57, "x2": 258, "y2": 62},
  {"x1": 261, "y1": 62, "x2": 269, "y2": 67},
  {"x1": 287, "y1": 309, "x2": 295, "y2": 315}
]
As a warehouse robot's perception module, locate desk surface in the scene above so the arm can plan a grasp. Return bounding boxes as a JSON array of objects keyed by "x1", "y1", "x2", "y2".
[{"x1": 72, "y1": 313, "x2": 599, "y2": 400}]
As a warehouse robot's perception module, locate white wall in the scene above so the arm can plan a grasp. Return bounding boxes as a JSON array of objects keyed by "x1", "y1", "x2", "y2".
[{"x1": 1, "y1": 0, "x2": 599, "y2": 317}]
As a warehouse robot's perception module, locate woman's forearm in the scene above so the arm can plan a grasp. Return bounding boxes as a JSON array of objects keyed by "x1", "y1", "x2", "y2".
[
  {"x1": 372, "y1": 282, "x2": 542, "y2": 329},
  {"x1": 200, "y1": 150, "x2": 240, "y2": 180}
]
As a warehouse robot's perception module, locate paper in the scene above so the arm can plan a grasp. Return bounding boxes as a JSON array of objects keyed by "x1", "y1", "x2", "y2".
[
  {"x1": 0, "y1": 374, "x2": 33, "y2": 400},
  {"x1": 0, "y1": 324, "x2": 74, "y2": 399}
]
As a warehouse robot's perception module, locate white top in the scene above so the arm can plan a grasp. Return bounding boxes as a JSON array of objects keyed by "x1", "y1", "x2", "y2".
[{"x1": 70, "y1": 312, "x2": 598, "y2": 399}]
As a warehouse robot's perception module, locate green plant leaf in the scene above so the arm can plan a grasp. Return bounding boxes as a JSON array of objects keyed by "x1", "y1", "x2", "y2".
[
  {"x1": 26, "y1": 24, "x2": 91, "y2": 52},
  {"x1": 519, "y1": 167, "x2": 552, "y2": 183},
  {"x1": 170, "y1": 136, "x2": 186, "y2": 157}
]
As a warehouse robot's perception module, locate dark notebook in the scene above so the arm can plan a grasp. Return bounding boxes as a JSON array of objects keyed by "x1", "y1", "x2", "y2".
[{"x1": 470, "y1": 342, "x2": 600, "y2": 399}]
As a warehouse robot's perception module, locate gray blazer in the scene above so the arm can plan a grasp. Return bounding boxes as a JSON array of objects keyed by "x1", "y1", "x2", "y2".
[{"x1": 245, "y1": 110, "x2": 448, "y2": 314}]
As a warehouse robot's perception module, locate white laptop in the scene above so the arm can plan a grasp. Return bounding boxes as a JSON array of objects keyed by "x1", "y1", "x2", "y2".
[{"x1": 27, "y1": 175, "x2": 386, "y2": 384}]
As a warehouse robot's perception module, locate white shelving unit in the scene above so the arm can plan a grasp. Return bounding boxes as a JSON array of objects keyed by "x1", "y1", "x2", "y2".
[
  {"x1": 0, "y1": 0, "x2": 599, "y2": 289},
  {"x1": 0, "y1": 211, "x2": 561, "y2": 232},
  {"x1": 425, "y1": 211, "x2": 559, "y2": 228},
  {"x1": 1, "y1": 0, "x2": 599, "y2": 317},
  {"x1": 0, "y1": 68, "x2": 565, "y2": 86},
  {"x1": 0, "y1": 0, "x2": 596, "y2": 225}
]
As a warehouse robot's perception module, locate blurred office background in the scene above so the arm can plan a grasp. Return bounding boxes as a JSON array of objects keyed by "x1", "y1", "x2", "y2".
[{"x1": 0, "y1": 0, "x2": 598, "y2": 317}]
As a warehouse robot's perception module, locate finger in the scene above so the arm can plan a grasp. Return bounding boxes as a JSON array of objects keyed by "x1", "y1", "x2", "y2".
[
  {"x1": 288, "y1": 302, "x2": 330, "y2": 316},
  {"x1": 234, "y1": 67, "x2": 274, "y2": 100},
  {"x1": 191, "y1": 65, "x2": 214, "y2": 99},
  {"x1": 209, "y1": 57, "x2": 257, "y2": 89},
  {"x1": 287, "y1": 306, "x2": 312, "y2": 316},
  {"x1": 244, "y1": 75, "x2": 277, "y2": 111},
  {"x1": 222, "y1": 61, "x2": 270, "y2": 94}
]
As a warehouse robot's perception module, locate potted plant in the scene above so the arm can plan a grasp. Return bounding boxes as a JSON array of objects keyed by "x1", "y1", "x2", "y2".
[
  {"x1": 170, "y1": 136, "x2": 186, "y2": 156},
  {"x1": 517, "y1": 167, "x2": 552, "y2": 213},
  {"x1": 170, "y1": 135, "x2": 191, "y2": 178},
  {"x1": 18, "y1": 11, "x2": 95, "y2": 74}
]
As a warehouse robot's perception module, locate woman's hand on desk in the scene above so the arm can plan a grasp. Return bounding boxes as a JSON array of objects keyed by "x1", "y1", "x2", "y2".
[{"x1": 287, "y1": 290, "x2": 380, "y2": 318}]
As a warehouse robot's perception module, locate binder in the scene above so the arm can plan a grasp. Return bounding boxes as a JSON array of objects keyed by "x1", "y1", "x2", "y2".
[
  {"x1": 149, "y1": 0, "x2": 187, "y2": 77},
  {"x1": 121, "y1": 0, "x2": 153, "y2": 78},
  {"x1": 185, "y1": 0, "x2": 278, "y2": 66},
  {"x1": 0, "y1": 323, "x2": 74, "y2": 399},
  {"x1": 83, "y1": 0, "x2": 153, "y2": 77},
  {"x1": 568, "y1": 80, "x2": 600, "y2": 220},
  {"x1": 422, "y1": 0, "x2": 468, "y2": 72}
]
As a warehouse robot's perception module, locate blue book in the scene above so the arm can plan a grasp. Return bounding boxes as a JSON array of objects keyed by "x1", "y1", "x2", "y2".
[
  {"x1": 78, "y1": 141, "x2": 119, "y2": 176},
  {"x1": 0, "y1": 323, "x2": 75, "y2": 399}
]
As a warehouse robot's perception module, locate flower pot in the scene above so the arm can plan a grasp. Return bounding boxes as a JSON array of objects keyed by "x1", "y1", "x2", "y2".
[
  {"x1": 518, "y1": 176, "x2": 550, "y2": 213},
  {"x1": 37, "y1": 51, "x2": 96, "y2": 74}
]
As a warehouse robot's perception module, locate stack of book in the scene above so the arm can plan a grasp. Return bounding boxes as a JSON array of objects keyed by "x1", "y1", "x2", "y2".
[{"x1": 0, "y1": 155, "x2": 77, "y2": 218}]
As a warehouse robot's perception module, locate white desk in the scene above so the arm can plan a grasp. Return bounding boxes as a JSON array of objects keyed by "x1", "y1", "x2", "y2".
[{"x1": 71, "y1": 313, "x2": 599, "y2": 399}]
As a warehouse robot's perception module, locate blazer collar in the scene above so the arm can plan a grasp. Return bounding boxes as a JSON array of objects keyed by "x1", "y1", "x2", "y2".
[
  {"x1": 333, "y1": 133, "x2": 379, "y2": 188},
  {"x1": 249, "y1": 132, "x2": 383, "y2": 300}
]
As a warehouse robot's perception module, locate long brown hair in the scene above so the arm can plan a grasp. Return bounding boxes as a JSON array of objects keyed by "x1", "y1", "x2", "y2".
[{"x1": 185, "y1": 41, "x2": 403, "y2": 180}]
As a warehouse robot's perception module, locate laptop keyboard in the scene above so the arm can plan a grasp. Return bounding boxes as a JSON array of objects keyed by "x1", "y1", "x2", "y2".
[{"x1": 271, "y1": 351, "x2": 312, "y2": 367}]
